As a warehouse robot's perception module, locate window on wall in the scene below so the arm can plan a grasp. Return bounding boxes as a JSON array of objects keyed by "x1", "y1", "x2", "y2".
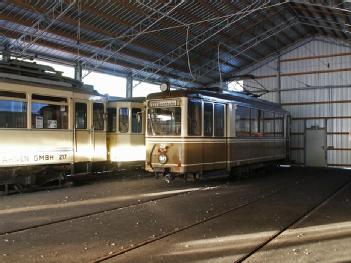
[
  {"x1": 107, "y1": 108, "x2": 116, "y2": 132},
  {"x1": 263, "y1": 111, "x2": 275, "y2": 137},
  {"x1": 132, "y1": 108, "x2": 143, "y2": 133},
  {"x1": 83, "y1": 71, "x2": 126, "y2": 97},
  {"x1": 0, "y1": 100, "x2": 27, "y2": 128},
  {"x1": 188, "y1": 100, "x2": 202, "y2": 136},
  {"x1": 133, "y1": 81, "x2": 160, "y2": 97},
  {"x1": 235, "y1": 106, "x2": 250, "y2": 137},
  {"x1": 93, "y1": 103, "x2": 104, "y2": 130},
  {"x1": 214, "y1": 104, "x2": 225, "y2": 137},
  {"x1": 75, "y1": 103, "x2": 87, "y2": 129},
  {"x1": 119, "y1": 108, "x2": 129, "y2": 133},
  {"x1": 35, "y1": 60, "x2": 74, "y2": 78},
  {"x1": 227, "y1": 80, "x2": 244, "y2": 92},
  {"x1": 204, "y1": 102, "x2": 213, "y2": 136}
]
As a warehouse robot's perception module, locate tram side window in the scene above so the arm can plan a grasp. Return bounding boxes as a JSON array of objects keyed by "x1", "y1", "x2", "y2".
[
  {"x1": 250, "y1": 109, "x2": 259, "y2": 136},
  {"x1": 132, "y1": 108, "x2": 142, "y2": 133},
  {"x1": 263, "y1": 111, "x2": 274, "y2": 137},
  {"x1": 119, "y1": 108, "x2": 129, "y2": 133},
  {"x1": 32, "y1": 103, "x2": 68, "y2": 129},
  {"x1": 235, "y1": 106, "x2": 250, "y2": 137},
  {"x1": 75, "y1": 103, "x2": 87, "y2": 129},
  {"x1": 93, "y1": 103, "x2": 104, "y2": 131},
  {"x1": 275, "y1": 113, "x2": 284, "y2": 137},
  {"x1": 259, "y1": 110, "x2": 263, "y2": 135},
  {"x1": 107, "y1": 108, "x2": 116, "y2": 132},
  {"x1": 0, "y1": 100, "x2": 27, "y2": 128},
  {"x1": 188, "y1": 100, "x2": 202, "y2": 136},
  {"x1": 214, "y1": 104, "x2": 225, "y2": 137},
  {"x1": 204, "y1": 102, "x2": 213, "y2": 136},
  {"x1": 147, "y1": 107, "x2": 181, "y2": 136}
]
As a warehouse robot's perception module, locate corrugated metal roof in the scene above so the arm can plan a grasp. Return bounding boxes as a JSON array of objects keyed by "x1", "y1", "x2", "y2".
[{"x1": 1, "y1": 0, "x2": 351, "y2": 88}]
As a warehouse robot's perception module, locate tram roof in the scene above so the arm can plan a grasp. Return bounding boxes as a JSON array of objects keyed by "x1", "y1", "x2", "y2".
[
  {"x1": 147, "y1": 88, "x2": 288, "y2": 114},
  {"x1": 108, "y1": 97, "x2": 145, "y2": 103},
  {"x1": 0, "y1": 59, "x2": 103, "y2": 96}
]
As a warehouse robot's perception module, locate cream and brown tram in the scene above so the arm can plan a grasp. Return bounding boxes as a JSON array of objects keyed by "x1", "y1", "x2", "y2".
[
  {"x1": 0, "y1": 60, "x2": 108, "y2": 190},
  {"x1": 145, "y1": 89, "x2": 289, "y2": 178},
  {"x1": 0, "y1": 59, "x2": 146, "y2": 192}
]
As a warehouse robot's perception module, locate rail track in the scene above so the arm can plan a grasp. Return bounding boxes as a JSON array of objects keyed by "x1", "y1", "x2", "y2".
[
  {"x1": 235, "y1": 178, "x2": 351, "y2": 262},
  {"x1": 0, "y1": 183, "x2": 218, "y2": 236},
  {"x1": 1, "y1": 169, "x2": 345, "y2": 263},
  {"x1": 89, "y1": 175, "x2": 351, "y2": 263},
  {"x1": 92, "y1": 178, "x2": 304, "y2": 263}
]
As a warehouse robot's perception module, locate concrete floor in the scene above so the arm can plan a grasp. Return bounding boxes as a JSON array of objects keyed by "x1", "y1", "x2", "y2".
[{"x1": 0, "y1": 167, "x2": 350, "y2": 262}]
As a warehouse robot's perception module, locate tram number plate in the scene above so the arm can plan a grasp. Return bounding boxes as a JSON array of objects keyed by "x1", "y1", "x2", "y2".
[{"x1": 59, "y1": 154, "x2": 67, "y2": 160}]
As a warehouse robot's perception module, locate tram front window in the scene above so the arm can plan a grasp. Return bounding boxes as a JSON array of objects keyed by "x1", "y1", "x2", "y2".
[{"x1": 147, "y1": 107, "x2": 181, "y2": 136}]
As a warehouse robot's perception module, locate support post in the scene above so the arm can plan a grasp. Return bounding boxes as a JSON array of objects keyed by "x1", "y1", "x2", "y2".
[
  {"x1": 126, "y1": 73, "x2": 133, "y2": 98},
  {"x1": 74, "y1": 61, "x2": 82, "y2": 81},
  {"x1": 221, "y1": 81, "x2": 228, "y2": 91},
  {"x1": 2, "y1": 50, "x2": 10, "y2": 62},
  {"x1": 277, "y1": 52, "x2": 281, "y2": 104}
]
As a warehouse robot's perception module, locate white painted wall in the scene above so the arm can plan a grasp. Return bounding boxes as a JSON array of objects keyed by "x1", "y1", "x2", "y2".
[{"x1": 241, "y1": 37, "x2": 351, "y2": 166}]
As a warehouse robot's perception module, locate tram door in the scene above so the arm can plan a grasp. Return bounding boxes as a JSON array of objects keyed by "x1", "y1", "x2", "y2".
[
  {"x1": 212, "y1": 103, "x2": 227, "y2": 170},
  {"x1": 91, "y1": 102, "x2": 106, "y2": 162},
  {"x1": 74, "y1": 101, "x2": 92, "y2": 164}
]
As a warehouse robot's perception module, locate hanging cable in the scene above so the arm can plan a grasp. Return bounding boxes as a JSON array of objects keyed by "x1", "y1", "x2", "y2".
[
  {"x1": 76, "y1": 0, "x2": 81, "y2": 62},
  {"x1": 186, "y1": 25, "x2": 195, "y2": 80},
  {"x1": 217, "y1": 42, "x2": 223, "y2": 88},
  {"x1": 85, "y1": 1, "x2": 285, "y2": 44}
]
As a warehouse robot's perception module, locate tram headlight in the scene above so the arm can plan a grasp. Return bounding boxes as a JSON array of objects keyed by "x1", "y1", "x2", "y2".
[{"x1": 158, "y1": 154, "x2": 168, "y2": 164}]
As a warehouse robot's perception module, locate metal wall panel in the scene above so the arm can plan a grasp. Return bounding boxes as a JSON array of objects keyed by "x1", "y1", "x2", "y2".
[
  {"x1": 243, "y1": 37, "x2": 351, "y2": 167},
  {"x1": 282, "y1": 39, "x2": 351, "y2": 60},
  {"x1": 249, "y1": 59, "x2": 278, "y2": 76}
]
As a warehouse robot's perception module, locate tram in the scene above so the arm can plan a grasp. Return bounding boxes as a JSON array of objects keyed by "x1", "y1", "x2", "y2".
[
  {"x1": 0, "y1": 59, "x2": 146, "y2": 190},
  {"x1": 145, "y1": 88, "x2": 289, "y2": 178}
]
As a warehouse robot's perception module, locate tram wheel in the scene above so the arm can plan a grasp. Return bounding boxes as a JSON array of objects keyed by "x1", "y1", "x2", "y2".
[
  {"x1": 13, "y1": 184, "x2": 25, "y2": 193},
  {"x1": 193, "y1": 173, "x2": 200, "y2": 182},
  {"x1": 164, "y1": 173, "x2": 174, "y2": 183}
]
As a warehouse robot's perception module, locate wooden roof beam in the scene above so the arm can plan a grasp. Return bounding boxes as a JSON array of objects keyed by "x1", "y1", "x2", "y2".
[
  {"x1": 223, "y1": 1, "x2": 282, "y2": 48},
  {"x1": 1, "y1": 29, "x2": 186, "y2": 82},
  {"x1": 0, "y1": 13, "x2": 192, "y2": 75},
  {"x1": 7, "y1": 0, "x2": 187, "y2": 64}
]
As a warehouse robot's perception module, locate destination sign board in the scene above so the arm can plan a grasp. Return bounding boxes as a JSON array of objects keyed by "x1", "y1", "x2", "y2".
[{"x1": 148, "y1": 99, "x2": 180, "y2": 108}]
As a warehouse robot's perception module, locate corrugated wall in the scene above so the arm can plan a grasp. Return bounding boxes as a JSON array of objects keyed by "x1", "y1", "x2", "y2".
[{"x1": 242, "y1": 37, "x2": 351, "y2": 167}]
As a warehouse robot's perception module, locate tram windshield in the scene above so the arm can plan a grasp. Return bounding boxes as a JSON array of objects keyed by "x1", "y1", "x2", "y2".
[{"x1": 147, "y1": 107, "x2": 181, "y2": 136}]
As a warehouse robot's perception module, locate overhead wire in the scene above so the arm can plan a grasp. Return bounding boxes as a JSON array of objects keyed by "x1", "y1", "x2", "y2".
[
  {"x1": 239, "y1": 49, "x2": 311, "y2": 91},
  {"x1": 4, "y1": 0, "x2": 294, "y2": 90},
  {"x1": 186, "y1": 25, "x2": 195, "y2": 80},
  {"x1": 217, "y1": 42, "x2": 223, "y2": 89},
  {"x1": 84, "y1": 1, "x2": 288, "y2": 44},
  {"x1": 237, "y1": 78, "x2": 269, "y2": 96},
  {"x1": 77, "y1": 0, "x2": 81, "y2": 62}
]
